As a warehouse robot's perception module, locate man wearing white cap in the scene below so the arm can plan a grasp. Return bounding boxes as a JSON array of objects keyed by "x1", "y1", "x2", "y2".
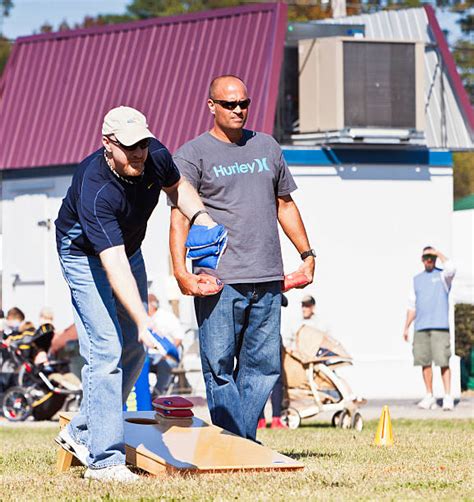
[{"x1": 55, "y1": 106, "x2": 216, "y2": 482}]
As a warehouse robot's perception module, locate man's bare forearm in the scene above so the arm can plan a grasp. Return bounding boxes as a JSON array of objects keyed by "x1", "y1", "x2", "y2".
[
  {"x1": 277, "y1": 195, "x2": 311, "y2": 254},
  {"x1": 425, "y1": 247, "x2": 447, "y2": 263},
  {"x1": 170, "y1": 207, "x2": 190, "y2": 278},
  {"x1": 165, "y1": 178, "x2": 214, "y2": 226},
  {"x1": 404, "y1": 309, "x2": 416, "y2": 331},
  {"x1": 169, "y1": 207, "x2": 203, "y2": 296},
  {"x1": 277, "y1": 194, "x2": 314, "y2": 283},
  {"x1": 403, "y1": 309, "x2": 416, "y2": 341},
  {"x1": 100, "y1": 246, "x2": 161, "y2": 349},
  {"x1": 99, "y1": 245, "x2": 148, "y2": 328}
]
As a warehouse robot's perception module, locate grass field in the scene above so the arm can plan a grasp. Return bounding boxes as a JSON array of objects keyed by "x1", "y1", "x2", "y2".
[{"x1": 0, "y1": 419, "x2": 473, "y2": 501}]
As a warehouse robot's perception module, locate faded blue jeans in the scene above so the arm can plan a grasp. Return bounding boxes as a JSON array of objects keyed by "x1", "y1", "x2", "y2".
[
  {"x1": 59, "y1": 250, "x2": 147, "y2": 468},
  {"x1": 195, "y1": 281, "x2": 282, "y2": 441}
]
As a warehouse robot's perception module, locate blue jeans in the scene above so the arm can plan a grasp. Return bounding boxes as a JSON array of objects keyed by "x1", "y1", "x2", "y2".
[
  {"x1": 259, "y1": 369, "x2": 284, "y2": 419},
  {"x1": 195, "y1": 281, "x2": 282, "y2": 440},
  {"x1": 59, "y1": 250, "x2": 147, "y2": 468}
]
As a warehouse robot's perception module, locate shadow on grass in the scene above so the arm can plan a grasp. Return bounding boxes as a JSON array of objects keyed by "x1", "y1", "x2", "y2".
[
  {"x1": 296, "y1": 422, "x2": 334, "y2": 429},
  {"x1": 283, "y1": 451, "x2": 341, "y2": 460}
]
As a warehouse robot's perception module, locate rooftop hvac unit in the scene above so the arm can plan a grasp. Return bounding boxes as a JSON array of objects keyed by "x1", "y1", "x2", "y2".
[{"x1": 298, "y1": 37, "x2": 425, "y2": 142}]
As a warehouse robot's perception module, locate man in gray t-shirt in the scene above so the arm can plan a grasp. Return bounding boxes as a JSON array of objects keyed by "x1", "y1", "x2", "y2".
[{"x1": 170, "y1": 75, "x2": 315, "y2": 440}]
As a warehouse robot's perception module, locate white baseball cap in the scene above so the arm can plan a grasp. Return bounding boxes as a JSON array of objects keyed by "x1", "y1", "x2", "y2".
[{"x1": 102, "y1": 106, "x2": 155, "y2": 146}]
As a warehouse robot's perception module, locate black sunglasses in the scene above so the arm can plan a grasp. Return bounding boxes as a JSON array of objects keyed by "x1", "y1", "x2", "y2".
[
  {"x1": 108, "y1": 137, "x2": 150, "y2": 151},
  {"x1": 212, "y1": 98, "x2": 251, "y2": 110},
  {"x1": 422, "y1": 254, "x2": 436, "y2": 261}
]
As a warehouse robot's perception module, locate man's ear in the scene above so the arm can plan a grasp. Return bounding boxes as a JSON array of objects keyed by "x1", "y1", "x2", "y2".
[
  {"x1": 207, "y1": 99, "x2": 216, "y2": 115},
  {"x1": 102, "y1": 136, "x2": 112, "y2": 153}
]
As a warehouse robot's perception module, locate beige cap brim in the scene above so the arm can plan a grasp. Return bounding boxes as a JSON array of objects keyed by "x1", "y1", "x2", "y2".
[{"x1": 114, "y1": 125, "x2": 156, "y2": 146}]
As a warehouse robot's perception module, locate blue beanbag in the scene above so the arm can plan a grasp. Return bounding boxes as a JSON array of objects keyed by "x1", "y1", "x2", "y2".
[
  {"x1": 191, "y1": 247, "x2": 226, "y2": 269},
  {"x1": 185, "y1": 224, "x2": 227, "y2": 248},
  {"x1": 149, "y1": 330, "x2": 180, "y2": 362},
  {"x1": 187, "y1": 233, "x2": 227, "y2": 259},
  {"x1": 185, "y1": 224, "x2": 228, "y2": 270}
]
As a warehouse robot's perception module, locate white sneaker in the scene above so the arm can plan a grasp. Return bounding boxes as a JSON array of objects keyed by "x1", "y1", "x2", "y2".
[
  {"x1": 417, "y1": 394, "x2": 437, "y2": 410},
  {"x1": 442, "y1": 395, "x2": 454, "y2": 411},
  {"x1": 55, "y1": 427, "x2": 90, "y2": 465},
  {"x1": 84, "y1": 465, "x2": 139, "y2": 483}
]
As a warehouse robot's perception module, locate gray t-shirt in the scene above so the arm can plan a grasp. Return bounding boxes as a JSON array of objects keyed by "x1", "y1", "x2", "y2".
[{"x1": 173, "y1": 130, "x2": 297, "y2": 284}]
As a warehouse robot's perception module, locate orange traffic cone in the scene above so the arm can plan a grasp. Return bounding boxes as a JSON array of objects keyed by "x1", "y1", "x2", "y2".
[{"x1": 374, "y1": 405, "x2": 394, "y2": 446}]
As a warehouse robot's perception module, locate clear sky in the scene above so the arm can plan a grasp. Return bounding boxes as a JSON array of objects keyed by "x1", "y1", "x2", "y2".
[
  {"x1": 1, "y1": 0, "x2": 129, "y2": 38},
  {"x1": 0, "y1": 0, "x2": 469, "y2": 44}
]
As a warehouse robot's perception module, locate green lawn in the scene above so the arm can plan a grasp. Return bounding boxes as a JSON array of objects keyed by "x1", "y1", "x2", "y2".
[{"x1": 0, "y1": 419, "x2": 473, "y2": 501}]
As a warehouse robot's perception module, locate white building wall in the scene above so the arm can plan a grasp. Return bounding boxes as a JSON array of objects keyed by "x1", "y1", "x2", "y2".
[
  {"x1": 2, "y1": 176, "x2": 72, "y2": 328},
  {"x1": 279, "y1": 163, "x2": 458, "y2": 399},
  {"x1": 1, "y1": 161, "x2": 458, "y2": 399},
  {"x1": 452, "y1": 208, "x2": 474, "y2": 305}
]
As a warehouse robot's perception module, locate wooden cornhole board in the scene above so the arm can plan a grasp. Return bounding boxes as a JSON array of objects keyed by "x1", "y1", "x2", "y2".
[{"x1": 57, "y1": 411, "x2": 304, "y2": 475}]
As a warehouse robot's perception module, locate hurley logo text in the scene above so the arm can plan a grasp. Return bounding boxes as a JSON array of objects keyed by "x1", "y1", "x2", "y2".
[{"x1": 212, "y1": 158, "x2": 270, "y2": 178}]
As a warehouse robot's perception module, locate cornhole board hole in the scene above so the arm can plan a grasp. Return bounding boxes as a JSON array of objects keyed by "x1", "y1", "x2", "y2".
[{"x1": 57, "y1": 411, "x2": 304, "y2": 475}]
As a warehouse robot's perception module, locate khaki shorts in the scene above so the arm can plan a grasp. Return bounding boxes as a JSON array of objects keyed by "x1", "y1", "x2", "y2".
[{"x1": 413, "y1": 330, "x2": 451, "y2": 367}]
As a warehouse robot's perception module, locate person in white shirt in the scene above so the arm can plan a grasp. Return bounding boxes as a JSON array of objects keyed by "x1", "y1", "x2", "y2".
[
  {"x1": 284, "y1": 295, "x2": 329, "y2": 350},
  {"x1": 147, "y1": 294, "x2": 185, "y2": 396},
  {"x1": 403, "y1": 247, "x2": 456, "y2": 411}
]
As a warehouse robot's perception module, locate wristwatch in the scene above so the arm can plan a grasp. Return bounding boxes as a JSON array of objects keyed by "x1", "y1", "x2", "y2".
[{"x1": 300, "y1": 249, "x2": 317, "y2": 260}]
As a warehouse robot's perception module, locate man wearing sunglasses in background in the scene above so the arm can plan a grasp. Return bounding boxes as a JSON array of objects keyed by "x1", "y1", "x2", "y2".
[
  {"x1": 55, "y1": 106, "x2": 217, "y2": 482},
  {"x1": 169, "y1": 75, "x2": 315, "y2": 441},
  {"x1": 403, "y1": 246, "x2": 456, "y2": 411}
]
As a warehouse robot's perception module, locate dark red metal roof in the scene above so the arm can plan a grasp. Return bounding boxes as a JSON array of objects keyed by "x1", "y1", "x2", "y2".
[{"x1": 0, "y1": 3, "x2": 287, "y2": 170}]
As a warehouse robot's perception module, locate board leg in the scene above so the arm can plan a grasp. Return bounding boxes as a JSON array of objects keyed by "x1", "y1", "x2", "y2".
[
  {"x1": 57, "y1": 414, "x2": 82, "y2": 472},
  {"x1": 56, "y1": 447, "x2": 75, "y2": 472}
]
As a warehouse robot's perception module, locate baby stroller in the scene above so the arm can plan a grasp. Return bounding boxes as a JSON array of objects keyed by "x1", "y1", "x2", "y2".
[
  {"x1": 281, "y1": 324, "x2": 365, "y2": 430},
  {"x1": 1, "y1": 324, "x2": 82, "y2": 421}
]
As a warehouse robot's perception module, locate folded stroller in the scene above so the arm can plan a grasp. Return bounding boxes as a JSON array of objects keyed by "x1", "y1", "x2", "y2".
[{"x1": 281, "y1": 324, "x2": 365, "y2": 430}]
